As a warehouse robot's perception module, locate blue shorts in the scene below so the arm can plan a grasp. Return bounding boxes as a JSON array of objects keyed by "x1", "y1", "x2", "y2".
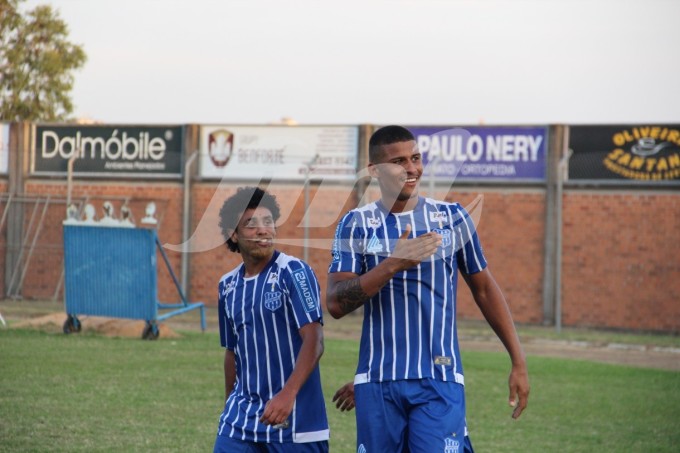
[
  {"x1": 355, "y1": 379, "x2": 474, "y2": 453},
  {"x1": 213, "y1": 435, "x2": 328, "y2": 453}
]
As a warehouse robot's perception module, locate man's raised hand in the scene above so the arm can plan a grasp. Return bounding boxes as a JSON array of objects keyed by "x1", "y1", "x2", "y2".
[{"x1": 388, "y1": 224, "x2": 442, "y2": 271}]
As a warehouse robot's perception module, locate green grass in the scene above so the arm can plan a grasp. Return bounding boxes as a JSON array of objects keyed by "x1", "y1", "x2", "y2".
[
  {"x1": 1, "y1": 328, "x2": 679, "y2": 453},
  {"x1": 463, "y1": 352, "x2": 680, "y2": 452}
]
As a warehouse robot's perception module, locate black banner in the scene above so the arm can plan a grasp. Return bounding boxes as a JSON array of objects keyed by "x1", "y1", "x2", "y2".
[
  {"x1": 33, "y1": 125, "x2": 184, "y2": 177},
  {"x1": 568, "y1": 125, "x2": 680, "y2": 183}
]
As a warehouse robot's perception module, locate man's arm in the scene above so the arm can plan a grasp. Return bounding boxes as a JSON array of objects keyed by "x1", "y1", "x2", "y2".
[
  {"x1": 259, "y1": 321, "x2": 324, "y2": 427},
  {"x1": 326, "y1": 224, "x2": 442, "y2": 319},
  {"x1": 463, "y1": 268, "x2": 530, "y2": 419},
  {"x1": 223, "y1": 349, "x2": 236, "y2": 402}
]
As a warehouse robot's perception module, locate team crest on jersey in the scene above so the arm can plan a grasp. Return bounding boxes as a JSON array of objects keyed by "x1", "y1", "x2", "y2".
[
  {"x1": 264, "y1": 291, "x2": 283, "y2": 311},
  {"x1": 357, "y1": 444, "x2": 366, "y2": 453},
  {"x1": 434, "y1": 228, "x2": 452, "y2": 248},
  {"x1": 430, "y1": 211, "x2": 448, "y2": 224},
  {"x1": 367, "y1": 217, "x2": 382, "y2": 228},
  {"x1": 444, "y1": 437, "x2": 460, "y2": 453},
  {"x1": 366, "y1": 231, "x2": 383, "y2": 253}
]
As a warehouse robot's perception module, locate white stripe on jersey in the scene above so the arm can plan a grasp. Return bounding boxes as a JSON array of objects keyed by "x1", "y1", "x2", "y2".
[
  {"x1": 378, "y1": 292, "x2": 385, "y2": 382},
  {"x1": 462, "y1": 210, "x2": 484, "y2": 271},
  {"x1": 241, "y1": 283, "x2": 252, "y2": 439}
]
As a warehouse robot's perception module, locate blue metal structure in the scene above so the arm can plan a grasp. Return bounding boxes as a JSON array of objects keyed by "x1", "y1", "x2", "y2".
[{"x1": 63, "y1": 225, "x2": 206, "y2": 339}]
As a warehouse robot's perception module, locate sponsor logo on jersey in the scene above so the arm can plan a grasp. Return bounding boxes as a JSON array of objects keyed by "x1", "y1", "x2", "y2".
[
  {"x1": 331, "y1": 222, "x2": 343, "y2": 263},
  {"x1": 293, "y1": 268, "x2": 316, "y2": 313},
  {"x1": 367, "y1": 217, "x2": 382, "y2": 228},
  {"x1": 264, "y1": 291, "x2": 282, "y2": 311},
  {"x1": 434, "y1": 355, "x2": 452, "y2": 366},
  {"x1": 222, "y1": 280, "x2": 236, "y2": 297},
  {"x1": 430, "y1": 211, "x2": 448, "y2": 224},
  {"x1": 366, "y1": 231, "x2": 383, "y2": 253}
]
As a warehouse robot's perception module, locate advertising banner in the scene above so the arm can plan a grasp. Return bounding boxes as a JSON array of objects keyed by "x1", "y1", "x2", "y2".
[
  {"x1": 406, "y1": 125, "x2": 547, "y2": 181},
  {"x1": 568, "y1": 125, "x2": 680, "y2": 183},
  {"x1": 199, "y1": 125, "x2": 358, "y2": 181},
  {"x1": 0, "y1": 123, "x2": 8, "y2": 174},
  {"x1": 32, "y1": 125, "x2": 184, "y2": 177}
]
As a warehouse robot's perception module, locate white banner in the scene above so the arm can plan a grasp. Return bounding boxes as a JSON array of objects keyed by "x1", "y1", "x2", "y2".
[
  {"x1": 199, "y1": 125, "x2": 358, "y2": 181},
  {"x1": 0, "y1": 123, "x2": 9, "y2": 174}
]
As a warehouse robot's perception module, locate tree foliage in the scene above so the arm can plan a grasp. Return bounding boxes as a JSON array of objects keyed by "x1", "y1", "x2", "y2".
[{"x1": 0, "y1": 0, "x2": 86, "y2": 121}]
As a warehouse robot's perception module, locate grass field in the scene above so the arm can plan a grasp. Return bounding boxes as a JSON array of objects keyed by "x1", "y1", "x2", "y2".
[{"x1": 1, "y1": 326, "x2": 679, "y2": 452}]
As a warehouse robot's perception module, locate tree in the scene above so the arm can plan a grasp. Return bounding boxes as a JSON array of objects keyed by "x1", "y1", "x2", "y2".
[{"x1": 0, "y1": 0, "x2": 86, "y2": 121}]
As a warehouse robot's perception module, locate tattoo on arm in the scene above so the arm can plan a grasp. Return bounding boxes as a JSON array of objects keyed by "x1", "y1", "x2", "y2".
[{"x1": 335, "y1": 278, "x2": 369, "y2": 315}]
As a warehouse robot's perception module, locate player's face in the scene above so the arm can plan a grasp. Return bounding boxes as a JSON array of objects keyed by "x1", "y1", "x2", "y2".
[
  {"x1": 369, "y1": 140, "x2": 423, "y2": 204},
  {"x1": 232, "y1": 207, "x2": 276, "y2": 260}
]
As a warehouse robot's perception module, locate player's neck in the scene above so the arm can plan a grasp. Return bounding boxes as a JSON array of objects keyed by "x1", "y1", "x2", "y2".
[
  {"x1": 241, "y1": 253, "x2": 274, "y2": 277},
  {"x1": 381, "y1": 194, "x2": 419, "y2": 213}
]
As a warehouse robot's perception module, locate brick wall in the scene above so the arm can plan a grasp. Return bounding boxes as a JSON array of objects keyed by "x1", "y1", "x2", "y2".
[
  {"x1": 441, "y1": 188, "x2": 547, "y2": 325},
  {"x1": 561, "y1": 190, "x2": 680, "y2": 331}
]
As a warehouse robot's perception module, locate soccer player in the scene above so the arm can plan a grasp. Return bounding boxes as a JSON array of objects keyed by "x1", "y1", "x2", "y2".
[
  {"x1": 327, "y1": 126, "x2": 530, "y2": 453},
  {"x1": 213, "y1": 187, "x2": 329, "y2": 453}
]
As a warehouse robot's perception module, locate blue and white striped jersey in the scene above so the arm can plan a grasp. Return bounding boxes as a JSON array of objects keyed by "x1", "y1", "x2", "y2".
[
  {"x1": 217, "y1": 250, "x2": 329, "y2": 444},
  {"x1": 328, "y1": 197, "x2": 487, "y2": 386}
]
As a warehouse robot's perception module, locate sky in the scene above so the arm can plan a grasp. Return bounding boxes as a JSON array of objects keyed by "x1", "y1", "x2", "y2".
[{"x1": 24, "y1": 0, "x2": 680, "y2": 126}]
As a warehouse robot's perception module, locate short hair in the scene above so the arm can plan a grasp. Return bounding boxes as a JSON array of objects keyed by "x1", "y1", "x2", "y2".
[
  {"x1": 368, "y1": 125, "x2": 415, "y2": 163},
  {"x1": 218, "y1": 186, "x2": 281, "y2": 253}
]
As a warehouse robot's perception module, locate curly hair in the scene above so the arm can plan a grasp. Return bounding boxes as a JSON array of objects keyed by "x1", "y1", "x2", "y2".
[{"x1": 218, "y1": 186, "x2": 281, "y2": 253}]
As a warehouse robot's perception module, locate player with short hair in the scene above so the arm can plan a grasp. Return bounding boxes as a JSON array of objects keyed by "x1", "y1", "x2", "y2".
[
  {"x1": 213, "y1": 187, "x2": 329, "y2": 453},
  {"x1": 327, "y1": 126, "x2": 530, "y2": 453}
]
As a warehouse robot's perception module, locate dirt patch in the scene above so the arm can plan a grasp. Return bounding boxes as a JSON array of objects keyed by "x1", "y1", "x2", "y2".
[
  {"x1": 459, "y1": 338, "x2": 680, "y2": 372},
  {"x1": 11, "y1": 312, "x2": 181, "y2": 339}
]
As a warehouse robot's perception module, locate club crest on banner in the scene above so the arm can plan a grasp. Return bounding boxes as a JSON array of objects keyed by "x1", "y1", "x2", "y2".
[{"x1": 208, "y1": 129, "x2": 234, "y2": 168}]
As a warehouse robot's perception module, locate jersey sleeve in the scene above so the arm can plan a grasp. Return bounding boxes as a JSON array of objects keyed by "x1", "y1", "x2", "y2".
[
  {"x1": 328, "y1": 211, "x2": 365, "y2": 274},
  {"x1": 451, "y1": 205, "x2": 487, "y2": 275},
  {"x1": 217, "y1": 278, "x2": 236, "y2": 350},
  {"x1": 283, "y1": 260, "x2": 323, "y2": 329}
]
